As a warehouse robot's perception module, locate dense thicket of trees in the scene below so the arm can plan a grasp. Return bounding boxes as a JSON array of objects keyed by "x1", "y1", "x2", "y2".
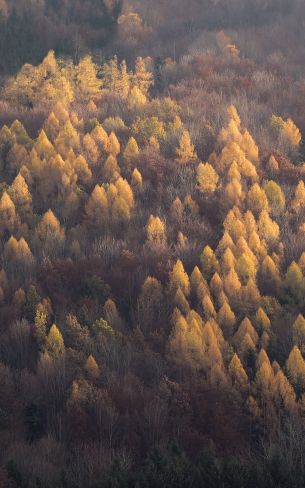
[
  {"x1": 0, "y1": 2, "x2": 305, "y2": 487},
  {"x1": 0, "y1": 0, "x2": 305, "y2": 74},
  {"x1": 0, "y1": 0, "x2": 123, "y2": 73}
]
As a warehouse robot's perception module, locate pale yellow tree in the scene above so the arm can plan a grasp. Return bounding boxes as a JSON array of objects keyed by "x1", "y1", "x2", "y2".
[
  {"x1": 196, "y1": 163, "x2": 219, "y2": 195},
  {"x1": 0, "y1": 191, "x2": 18, "y2": 236},
  {"x1": 133, "y1": 57, "x2": 154, "y2": 95},
  {"x1": 228, "y1": 353, "x2": 248, "y2": 391},
  {"x1": 200, "y1": 246, "x2": 219, "y2": 280},
  {"x1": 218, "y1": 301, "x2": 236, "y2": 337},
  {"x1": 286, "y1": 346, "x2": 305, "y2": 391},
  {"x1": 247, "y1": 183, "x2": 269, "y2": 217},
  {"x1": 85, "y1": 185, "x2": 109, "y2": 226},
  {"x1": 175, "y1": 130, "x2": 197, "y2": 164},
  {"x1": 169, "y1": 260, "x2": 190, "y2": 298},
  {"x1": 8, "y1": 173, "x2": 33, "y2": 223},
  {"x1": 123, "y1": 137, "x2": 139, "y2": 167},
  {"x1": 146, "y1": 215, "x2": 167, "y2": 248},
  {"x1": 74, "y1": 56, "x2": 102, "y2": 101},
  {"x1": 291, "y1": 181, "x2": 305, "y2": 212},
  {"x1": 258, "y1": 210, "x2": 280, "y2": 245}
]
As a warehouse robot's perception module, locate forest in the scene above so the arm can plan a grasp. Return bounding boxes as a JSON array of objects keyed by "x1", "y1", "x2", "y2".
[{"x1": 1, "y1": 0, "x2": 305, "y2": 487}]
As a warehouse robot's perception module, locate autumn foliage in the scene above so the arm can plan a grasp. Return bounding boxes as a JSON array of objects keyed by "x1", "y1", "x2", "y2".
[{"x1": 0, "y1": 8, "x2": 305, "y2": 484}]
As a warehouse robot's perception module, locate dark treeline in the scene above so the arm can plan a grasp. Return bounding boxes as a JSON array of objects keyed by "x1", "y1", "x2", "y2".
[
  {"x1": 0, "y1": 0, "x2": 123, "y2": 74},
  {"x1": 0, "y1": 0, "x2": 305, "y2": 74}
]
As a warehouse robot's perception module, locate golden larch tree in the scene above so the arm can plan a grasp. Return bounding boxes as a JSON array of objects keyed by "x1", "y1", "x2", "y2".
[
  {"x1": 259, "y1": 255, "x2": 281, "y2": 294},
  {"x1": 218, "y1": 301, "x2": 236, "y2": 337},
  {"x1": 210, "y1": 272, "x2": 223, "y2": 296},
  {"x1": 133, "y1": 57, "x2": 154, "y2": 95},
  {"x1": 107, "y1": 131, "x2": 121, "y2": 157},
  {"x1": 272, "y1": 370, "x2": 296, "y2": 412},
  {"x1": 85, "y1": 185, "x2": 109, "y2": 226},
  {"x1": 236, "y1": 252, "x2": 257, "y2": 285},
  {"x1": 73, "y1": 155, "x2": 92, "y2": 185},
  {"x1": 293, "y1": 314, "x2": 305, "y2": 349},
  {"x1": 200, "y1": 245, "x2": 219, "y2": 280},
  {"x1": 224, "y1": 268, "x2": 241, "y2": 297},
  {"x1": 91, "y1": 125, "x2": 109, "y2": 151},
  {"x1": 263, "y1": 180, "x2": 285, "y2": 216},
  {"x1": 196, "y1": 163, "x2": 219, "y2": 195},
  {"x1": 85, "y1": 355, "x2": 100, "y2": 379},
  {"x1": 255, "y1": 307, "x2": 271, "y2": 332},
  {"x1": 146, "y1": 215, "x2": 167, "y2": 248},
  {"x1": 0, "y1": 191, "x2": 18, "y2": 236},
  {"x1": 103, "y1": 155, "x2": 120, "y2": 182},
  {"x1": 46, "y1": 324, "x2": 65, "y2": 357},
  {"x1": 247, "y1": 183, "x2": 269, "y2": 217},
  {"x1": 75, "y1": 56, "x2": 102, "y2": 101},
  {"x1": 123, "y1": 137, "x2": 139, "y2": 167},
  {"x1": 267, "y1": 155, "x2": 279, "y2": 175},
  {"x1": 228, "y1": 353, "x2": 248, "y2": 391},
  {"x1": 190, "y1": 266, "x2": 206, "y2": 296},
  {"x1": 286, "y1": 346, "x2": 305, "y2": 392},
  {"x1": 283, "y1": 261, "x2": 304, "y2": 306},
  {"x1": 43, "y1": 112, "x2": 60, "y2": 142},
  {"x1": 175, "y1": 130, "x2": 197, "y2": 164},
  {"x1": 202, "y1": 294, "x2": 216, "y2": 320},
  {"x1": 291, "y1": 181, "x2": 305, "y2": 212},
  {"x1": 258, "y1": 210, "x2": 280, "y2": 245},
  {"x1": 83, "y1": 133, "x2": 99, "y2": 164},
  {"x1": 8, "y1": 173, "x2": 33, "y2": 223},
  {"x1": 234, "y1": 317, "x2": 258, "y2": 348},
  {"x1": 169, "y1": 260, "x2": 190, "y2": 298},
  {"x1": 131, "y1": 168, "x2": 143, "y2": 188}
]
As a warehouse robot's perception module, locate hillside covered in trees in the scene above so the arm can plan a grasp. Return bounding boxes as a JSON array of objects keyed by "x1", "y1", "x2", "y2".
[{"x1": 1, "y1": 1, "x2": 305, "y2": 487}]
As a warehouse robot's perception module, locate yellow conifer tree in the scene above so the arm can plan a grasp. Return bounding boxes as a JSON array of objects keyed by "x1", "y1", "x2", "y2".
[
  {"x1": 133, "y1": 57, "x2": 154, "y2": 95},
  {"x1": 218, "y1": 301, "x2": 236, "y2": 337},
  {"x1": 107, "y1": 131, "x2": 120, "y2": 157},
  {"x1": 258, "y1": 210, "x2": 280, "y2": 245},
  {"x1": 146, "y1": 215, "x2": 167, "y2": 248},
  {"x1": 236, "y1": 252, "x2": 257, "y2": 285},
  {"x1": 263, "y1": 180, "x2": 285, "y2": 216},
  {"x1": 169, "y1": 260, "x2": 190, "y2": 297},
  {"x1": 196, "y1": 163, "x2": 219, "y2": 195},
  {"x1": 8, "y1": 173, "x2": 32, "y2": 222},
  {"x1": 46, "y1": 324, "x2": 65, "y2": 357},
  {"x1": 73, "y1": 155, "x2": 92, "y2": 185},
  {"x1": 293, "y1": 314, "x2": 305, "y2": 348},
  {"x1": 103, "y1": 155, "x2": 120, "y2": 182},
  {"x1": 175, "y1": 130, "x2": 197, "y2": 164},
  {"x1": 123, "y1": 137, "x2": 139, "y2": 167},
  {"x1": 85, "y1": 185, "x2": 109, "y2": 226},
  {"x1": 0, "y1": 191, "x2": 17, "y2": 235},
  {"x1": 200, "y1": 245, "x2": 219, "y2": 280},
  {"x1": 291, "y1": 181, "x2": 305, "y2": 212},
  {"x1": 286, "y1": 346, "x2": 305, "y2": 391},
  {"x1": 247, "y1": 183, "x2": 269, "y2": 217},
  {"x1": 85, "y1": 354, "x2": 100, "y2": 379},
  {"x1": 131, "y1": 168, "x2": 143, "y2": 188},
  {"x1": 228, "y1": 353, "x2": 248, "y2": 390},
  {"x1": 75, "y1": 56, "x2": 102, "y2": 101}
]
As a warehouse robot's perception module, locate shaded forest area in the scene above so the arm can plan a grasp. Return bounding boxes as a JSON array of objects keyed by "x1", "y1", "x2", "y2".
[
  {"x1": 0, "y1": 1, "x2": 305, "y2": 487},
  {"x1": 0, "y1": 0, "x2": 123, "y2": 73},
  {"x1": 0, "y1": 0, "x2": 305, "y2": 73}
]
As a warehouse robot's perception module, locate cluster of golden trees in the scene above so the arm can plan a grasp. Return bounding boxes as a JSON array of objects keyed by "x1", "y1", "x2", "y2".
[
  {"x1": 1, "y1": 52, "x2": 305, "y2": 481},
  {"x1": 3, "y1": 51, "x2": 154, "y2": 107},
  {"x1": 140, "y1": 104, "x2": 305, "y2": 433},
  {"x1": 0, "y1": 103, "x2": 142, "y2": 263},
  {"x1": 0, "y1": 55, "x2": 194, "y2": 307},
  {"x1": 0, "y1": 89, "x2": 303, "y2": 435}
]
